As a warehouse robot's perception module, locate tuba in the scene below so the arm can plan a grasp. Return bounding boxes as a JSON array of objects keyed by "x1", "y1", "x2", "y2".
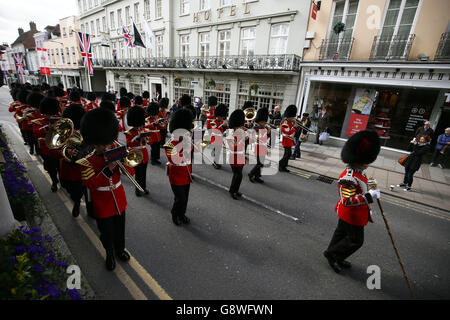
[
  {"x1": 45, "y1": 118, "x2": 75, "y2": 149},
  {"x1": 244, "y1": 108, "x2": 256, "y2": 122}
]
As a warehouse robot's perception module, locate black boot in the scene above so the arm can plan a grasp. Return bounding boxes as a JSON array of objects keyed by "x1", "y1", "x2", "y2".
[
  {"x1": 172, "y1": 214, "x2": 182, "y2": 226},
  {"x1": 248, "y1": 174, "x2": 256, "y2": 183},
  {"x1": 180, "y1": 215, "x2": 190, "y2": 224},
  {"x1": 337, "y1": 260, "x2": 352, "y2": 269},
  {"x1": 323, "y1": 251, "x2": 342, "y2": 273},
  {"x1": 51, "y1": 182, "x2": 58, "y2": 192},
  {"x1": 117, "y1": 250, "x2": 130, "y2": 262},
  {"x1": 254, "y1": 177, "x2": 264, "y2": 183},
  {"x1": 105, "y1": 253, "x2": 116, "y2": 271},
  {"x1": 72, "y1": 202, "x2": 80, "y2": 217}
]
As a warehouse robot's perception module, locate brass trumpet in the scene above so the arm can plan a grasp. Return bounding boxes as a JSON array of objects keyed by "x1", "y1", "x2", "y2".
[
  {"x1": 292, "y1": 118, "x2": 316, "y2": 134},
  {"x1": 15, "y1": 107, "x2": 35, "y2": 122}
]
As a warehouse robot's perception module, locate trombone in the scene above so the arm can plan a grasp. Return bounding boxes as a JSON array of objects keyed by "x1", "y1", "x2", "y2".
[
  {"x1": 293, "y1": 118, "x2": 316, "y2": 134},
  {"x1": 112, "y1": 140, "x2": 145, "y2": 193}
]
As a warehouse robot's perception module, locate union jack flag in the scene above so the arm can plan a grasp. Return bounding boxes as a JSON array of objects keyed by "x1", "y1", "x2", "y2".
[
  {"x1": 77, "y1": 32, "x2": 94, "y2": 75},
  {"x1": 122, "y1": 26, "x2": 134, "y2": 48},
  {"x1": 14, "y1": 54, "x2": 25, "y2": 74}
]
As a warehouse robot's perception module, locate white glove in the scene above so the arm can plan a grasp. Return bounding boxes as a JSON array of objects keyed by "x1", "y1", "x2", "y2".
[{"x1": 369, "y1": 189, "x2": 381, "y2": 200}]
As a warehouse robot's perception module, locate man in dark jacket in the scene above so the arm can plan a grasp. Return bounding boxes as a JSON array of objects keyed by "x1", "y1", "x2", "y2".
[
  {"x1": 316, "y1": 106, "x2": 329, "y2": 145},
  {"x1": 269, "y1": 105, "x2": 282, "y2": 126},
  {"x1": 414, "y1": 121, "x2": 433, "y2": 143},
  {"x1": 397, "y1": 136, "x2": 430, "y2": 191}
]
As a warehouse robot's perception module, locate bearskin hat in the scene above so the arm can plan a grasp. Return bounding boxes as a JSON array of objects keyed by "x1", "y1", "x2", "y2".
[
  {"x1": 69, "y1": 89, "x2": 81, "y2": 102},
  {"x1": 284, "y1": 104, "x2": 297, "y2": 118},
  {"x1": 179, "y1": 94, "x2": 191, "y2": 107},
  {"x1": 119, "y1": 96, "x2": 131, "y2": 108},
  {"x1": 51, "y1": 86, "x2": 65, "y2": 98},
  {"x1": 341, "y1": 130, "x2": 381, "y2": 165},
  {"x1": 228, "y1": 109, "x2": 245, "y2": 129},
  {"x1": 57, "y1": 82, "x2": 64, "y2": 89},
  {"x1": 80, "y1": 108, "x2": 119, "y2": 145},
  {"x1": 87, "y1": 92, "x2": 96, "y2": 101},
  {"x1": 127, "y1": 106, "x2": 146, "y2": 127},
  {"x1": 255, "y1": 107, "x2": 269, "y2": 123},
  {"x1": 142, "y1": 91, "x2": 150, "y2": 99},
  {"x1": 242, "y1": 101, "x2": 254, "y2": 110},
  {"x1": 26, "y1": 92, "x2": 44, "y2": 109},
  {"x1": 41, "y1": 83, "x2": 50, "y2": 92},
  {"x1": 18, "y1": 89, "x2": 31, "y2": 104},
  {"x1": 62, "y1": 104, "x2": 86, "y2": 130},
  {"x1": 214, "y1": 103, "x2": 228, "y2": 118},
  {"x1": 169, "y1": 109, "x2": 193, "y2": 133},
  {"x1": 207, "y1": 96, "x2": 217, "y2": 107},
  {"x1": 119, "y1": 87, "x2": 127, "y2": 97},
  {"x1": 39, "y1": 97, "x2": 60, "y2": 115},
  {"x1": 102, "y1": 92, "x2": 115, "y2": 102},
  {"x1": 134, "y1": 95, "x2": 143, "y2": 106},
  {"x1": 127, "y1": 92, "x2": 135, "y2": 100},
  {"x1": 10, "y1": 88, "x2": 19, "y2": 101},
  {"x1": 185, "y1": 104, "x2": 196, "y2": 119},
  {"x1": 147, "y1": 102, "x2": 159, "y2": 117},
  {"x1": 159, "y1": 97, "x2": 169, "y2": 109},
  {"x1": 99, "y1": 100, "x2": 115, "y2": 113}
]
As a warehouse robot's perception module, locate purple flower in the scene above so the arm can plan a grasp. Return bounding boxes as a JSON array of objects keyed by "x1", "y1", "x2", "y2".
[
  {"x1": 68, "y1": 289, "x2": 83, "y2": 300},
  {"x1": 32, "y1": 263, "x2": 45, "y2": 273},
  {"x1": 55, "y1": 260, "x2": 67, "y2": 268}
]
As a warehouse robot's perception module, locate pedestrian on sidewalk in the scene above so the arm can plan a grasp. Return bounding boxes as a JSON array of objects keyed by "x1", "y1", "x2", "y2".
[
  {"x1": 315, "y1": 106, "x2": 329, "y2": 145},
  {"x1": 291, "y1": 113, "x2": 311, "y2": 159},
  {"x1": 398, "y1": 135, "x2": 430, "y2": 192},
  {"x1": 430, "y1": 128, "x2": 450, "y2": 169},
  {"x1": 324, "y1": 130, "x2": 381, "y2": 273},
  {"x1": 414, "y1": 121, "x2": 433, "y2": 143}
]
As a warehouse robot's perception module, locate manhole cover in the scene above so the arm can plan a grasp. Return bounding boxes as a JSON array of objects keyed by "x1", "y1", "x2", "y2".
[{"x1": 317, "y1": 175, "x2": 334, "y2": 184}]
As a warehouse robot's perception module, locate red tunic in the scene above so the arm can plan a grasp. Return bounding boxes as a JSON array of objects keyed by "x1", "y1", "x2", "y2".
[
  {"x1": 206, "y1": 107, "x2": 215, "y2": 129},
  {"x1": 164, "y1": 138, "x2": 192, "y2": 186},
  {"x1": 251, "y1": 125, "x2": 270, "y2": 157},
  {"x1": 124, "y1": 128, "x2": 150, "y2": 164},
  {"x1": 144, "y1": 116, "x2": 162, "y2": 144},
  {"x1": 157, "y1": 110, "x2": 169, "y2": 131},
  {"x1": 210, "y1": 119, "x2": 225, "y2": 145},
  {"x1": 226, "y1": 129, "x2": 246, "y2": 167},
  {"x1": 85, "y1": 101, "x2": 98, "y2": 112},
  {"x1": 334, "y1": 168, "x2": 374, "y2": 227},
  {"x1": 34, "y1": 118, "x2": 63, "y2": 158},
  {"x1": 281, "y1": 119, "x2": 296, "y2": 147},
  {"x1": 79, "y1": 151, "x2": 133, "y2": 219}
]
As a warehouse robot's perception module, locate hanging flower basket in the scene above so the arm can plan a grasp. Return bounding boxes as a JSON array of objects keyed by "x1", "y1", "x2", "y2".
[
  {"x1": 205, "y1": 79, "x2": 216, "y2": 88},
  {"x1": 333, "y1": 22, "x2": 345, "y2": 34},
  {"x1": 125, "y1": 73, "x2": 132, "y2": 80},
  {"x1": 248, "y1": 82, "x2": 259, "y2": 97},
  {"x1": 174, "y1": 76, "x2": 182, "y2": 86}
]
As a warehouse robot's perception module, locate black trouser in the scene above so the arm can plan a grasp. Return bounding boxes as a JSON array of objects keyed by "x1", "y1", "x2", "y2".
[
  {"x1": 431, "y1": 149, "x2": 443, "y2": 165},
  {"x1": 23, "y1": 130, "x2": 34, "y2": 153},
  {"x1": 171, "y1": 184, "x2": 190, "y2": 217},
  {"x1": 134, "y1": 162, "x2": 147, "y2": 191},
  {"x1": 403, "y1": 168, "x2": 416, "y2": 187},
  {"x1": 160, "y1": 129, "x2": 167, "y2": 146},
  {"x1": 249, "y1": 156, "x2": 265, "y2": 178},
  {"x1": 150, "y1": 142, "x2": 160, "y2": 161},
  {"x1": 229, "y1": 166, "x2": 243, "y2": 194},
  {"x1": 60, "y1": 180, "x2": 87, "y2": 206},
  {"x1": 42, "y1": 155, "x2": 59, "y2": 185},
  {"x1": 96, "y1": 212, "x2": 126, "y2": 256},
  {"x1": 279, "y1": 147, "x2": 292, "y2": 169},
  {"x1": 326, "y1": 218, "x2": 364, "y2": 262}
]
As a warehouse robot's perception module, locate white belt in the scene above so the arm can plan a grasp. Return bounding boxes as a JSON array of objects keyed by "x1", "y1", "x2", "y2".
[
  {"x1": 282, "y1": 133, "x2": 294, "y2": 138},
  {"x1": 97, "y1": 181, "x2": 122, "y2": 192},
  {"x1": 228, "y1": 151, "x2": 245, "y2": 155},
  {"x1": 134, "y1": 146, "x2": 147, "y2": 150},
  {"x1": 172, "y1": 162, "x2": 190, "y2": 166}
]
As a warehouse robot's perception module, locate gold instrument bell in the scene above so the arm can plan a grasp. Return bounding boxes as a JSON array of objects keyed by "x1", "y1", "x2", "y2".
[
  {"x1": 244, "y1": 108, "x2": 256, "y2": 121},
  {"x1": 45, "y1": 118, "x2": 75, "y2": 149},
  {"x1": 123, "y1": 149, "x2": 144, "y2": 167}
]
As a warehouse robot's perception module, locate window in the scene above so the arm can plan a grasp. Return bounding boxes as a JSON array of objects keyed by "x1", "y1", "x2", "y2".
[
  {"x1": 125, "y1": 6, "x2": 131, "y2": 25},
  {"x1": 71, "y1": 47, "x2": 76, "y2": 64},
  {"x1": 94, "y1": 0, "x2": 98, "y2": 5},
  {"x1": 375, "y1": 0, "x2": 420, "y2": 58},
  {"x1": 134, "y1": 3, "x2": 140, "y2": 22},
  {"x1": 200, "y1": 0, "x2": 210, "y2": 10},
  {"x1": 90, "y1": 21, "x2": 95, "y2": 35},
  {"x1": 180, "y1": 0, "x2": 190, "y2": 15},
  {"x1": 60, "y1": 48, "x2": 65, "y2": 64},
  {"x1": 156, "y1": 35, "x2": 163, "y2": 57},
  {"x1": 69, "y1": 28, "x2": 73, "y2": 36},
  {"x1": 51, "y1": 49, "x2": 55, "y2": 64},
  {"x1": 66, "y1": 48, "x2": 70, "y2": 64},
  {"x1": 240, "y1": 27, "x2": 255, "y2": 56},
  {"x1": 102, "y1": 16, "x2": 106, "y2": 32},
  {"x1": 144, "y1": 0, "x2": 151, "y2": 19},
  {"x1": 110, "y1": 12, "x2": 115, "y2": 29},
  {"x1": 82, "y1": 0, "x2": 87, "y2": 12},
  {"x1": 81, "y1": 24, "x2": 85, "y2": 33},
  {"x1": 199, "y1": 32, "x2": 210, "y2": 57},
  {"x1": 56, "y1": 48, "x2": 60, "y2": 64},
  {"x1": 218, "y1": 30, "x2": 231, "y2": 57},
  {"x1": 269, "y1": 23, "x2": 289, "y2": 54},
  {"x1": 180, "y1": 35, "x2": 190, "y2": 58},
  {"x1": 96, "y1": 18, "x2": 100, "y2": 35},
  {"x1": 204, "y1": 81, "x2": 231, "y2": 108},
  {"x1": 238, "y1": 81, "x2": 284, "y2": 113},
  {"x1": 63, "y1": 27, "x2": 67, "y2": 37},
  {"x1": 85, "y1": 23, "x2": 89, "y2": 34},
  {"x1": 120, "y1": 41, "x2": 125, "y2": 59},
  {"x1": 88, "y1": 0, "x2": 92, "y2": 9},
  {"x1": 118, "y1": 9, "x2": 123, "y2": 27},
  {"x1": 155, "y1": 0, "x2": 162, "y2": 18},
  {"x1": 220, "y1": 0, "x2": 232, "y2": 7},
  {"x1": 173, "y1": 77, "x2": 195, "y2": 101}
]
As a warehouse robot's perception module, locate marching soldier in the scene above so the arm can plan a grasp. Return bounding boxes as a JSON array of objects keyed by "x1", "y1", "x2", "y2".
[
  {"x1": 242, "y1": 101, "x2": 256, "y2": 130},
  {"x1": 279, "y1": 104, "x2": 299, "y2": 173},
  {"x1": 125, "y1": 105, "x2": 150, "y2": 196},
  {"x1": 85, "y1": 92, "x2": 98, "y2": 111},
  {"x1": 36, "y1": 97, "x2": 62, "y2": 192},
  {"x1": 158, "y1": 97, "x2": 170, "y2": 146},
  {"x1": 51, "y1": 86, "x2": 67, "y2": 115},
  {"x1": 323, "y1": 130, "x2": 381, "y2": 273},
  {"x1": 79, "y1": 107, "x2": 133, "y2": 271},
  {"x1": 227, "y1": 109, "x2": 247, "y2": 200},
  {"x1": 210, "y1": 103, "x2": 228, "y2": 169},
  {"x1": 145, "y1": 101, "x2": 162, "y2": 165},
  {"x1": 133, "y1": 95, "x2": 144, "y2": 108},
  {"x1": 205, "y1": 96, "x2": 217, "y2": 132},
  {"x1": 14, "y1": 89, "x2": 31, "y2": 146},
  {"x1": 248, "y1": 108, "x2": 270, "y2": 183},
  {"x1": 117, "y1": 96, "x2": 131, "y2": 132},
  {"x1": 23, "y1": 92, "x2": 44, "y2": 155},
  {"x1": 59, "y1": 104, "x2": 94, "y2": 218},
  {"x1": 164, "y1": 108, "x2": 194, "y2": 226},
  {"x1": 142, "y1": 91, "x2": 150, "y2": 107}
]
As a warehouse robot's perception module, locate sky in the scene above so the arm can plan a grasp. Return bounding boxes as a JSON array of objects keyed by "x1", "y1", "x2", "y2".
[{"x1": 0, "y1": 0, "x2": 78, "y2": 46}]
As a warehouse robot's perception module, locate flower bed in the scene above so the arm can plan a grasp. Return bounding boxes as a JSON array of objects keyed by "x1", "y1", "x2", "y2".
[{"x1": 0, "y1": 227, "x2": 82, "y2": 300}]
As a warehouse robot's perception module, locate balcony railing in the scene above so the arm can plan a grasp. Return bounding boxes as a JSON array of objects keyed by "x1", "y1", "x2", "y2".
[
  {"x1": 318, "y1": 37, "x2": 354, "y2": 61},
  {"x1": 370, "y1": 34, "x2": 415, "y2": 61},
  {"x1": 91, "y1": 54, "x2": 301, "y2": 72},
  {"x1": 435, "y1": 32, "x2": 450, "y2": 61}
]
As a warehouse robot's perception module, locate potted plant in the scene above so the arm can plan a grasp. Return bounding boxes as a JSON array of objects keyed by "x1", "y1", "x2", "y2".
[
  {"x1": 248, "y1": 82, "x2": 259, "y2": 98},
  {"x1": 205, "y1": 79, "x2": 216, "y2": 88},
  {"x1": 174, "y1": 76, "x2": 182, "y2": 86},
  {"x1": 333, "y1": 22, "x2": 345, "y2": 35}
]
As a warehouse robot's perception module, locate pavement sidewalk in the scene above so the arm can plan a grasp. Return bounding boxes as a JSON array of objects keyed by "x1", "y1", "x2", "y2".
[{"x1": 284, "y1": 141, "x2": 450, "y2": 212}]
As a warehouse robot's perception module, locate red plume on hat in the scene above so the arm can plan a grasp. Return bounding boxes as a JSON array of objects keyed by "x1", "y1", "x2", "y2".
[{"x1": 341, "y1": 130, "x2": 380, "y2": 165}]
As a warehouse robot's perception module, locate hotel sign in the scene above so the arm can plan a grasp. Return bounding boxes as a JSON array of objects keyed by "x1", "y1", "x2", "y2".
[{"x1": 193, "y1": 3, "x2": 251, "y2": 23}]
